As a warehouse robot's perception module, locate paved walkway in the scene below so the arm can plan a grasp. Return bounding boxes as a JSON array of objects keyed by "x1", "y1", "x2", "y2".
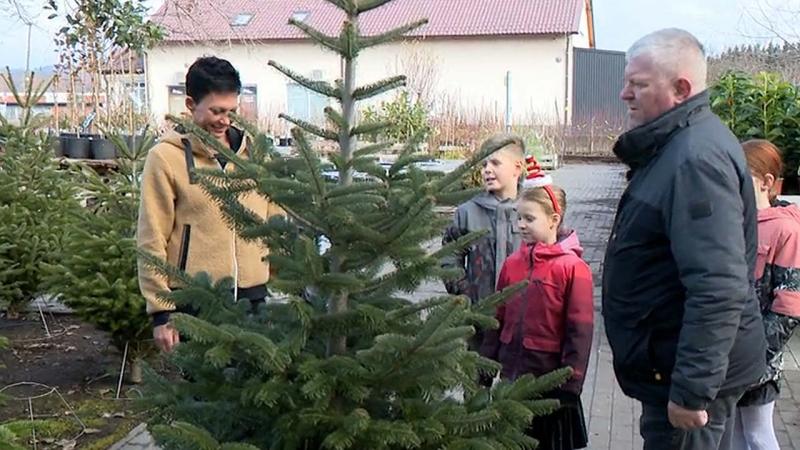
[
  {"x1": 552, "y1": 164, "x2": 643, "y2": 450},
  {"x1": 553, "y1": 164, "x2": 800, "y2": 450},
  {"x1": 114, "y1": 163, "x2": 800, "y2": 449}
]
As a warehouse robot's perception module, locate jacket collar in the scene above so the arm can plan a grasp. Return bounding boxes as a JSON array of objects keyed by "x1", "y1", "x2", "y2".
[
  {"x1": 173, "y1": 125, "x2": 247, "y2": 158},
  {"x1": 522, "y1": 229, "x2": 584, "y2": 266},
  {"x1": 613, "y1": 91, "x2": 710, "y2": 171}
]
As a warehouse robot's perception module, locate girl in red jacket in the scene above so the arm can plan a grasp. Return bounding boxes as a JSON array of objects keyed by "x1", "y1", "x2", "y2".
[{"x1": 481, "y1": 182, "x2": 594, "y2": 450}]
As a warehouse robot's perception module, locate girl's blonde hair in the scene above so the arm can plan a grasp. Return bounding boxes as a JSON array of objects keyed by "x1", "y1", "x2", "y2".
[{"x1": 520, "y1": 185, "x2": 567, "y2": 224}]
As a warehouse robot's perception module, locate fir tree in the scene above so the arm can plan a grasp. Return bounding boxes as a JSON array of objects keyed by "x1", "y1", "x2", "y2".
[
  {"x1": 0, "y1": 69, "x2": 80, "y2": 319},
  {"x1": 43, "y1": 133, "x2": 155, "y2": 381},
  {"x1": 143, "y1": 1, "x2": 570, "y2": 448}
]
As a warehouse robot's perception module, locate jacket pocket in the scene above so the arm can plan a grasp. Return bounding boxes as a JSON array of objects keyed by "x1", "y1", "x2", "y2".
[
  {"x1": 523, "y1": 336, "x2": 561, "y2": 353},
  {"x1": 178, "y1": 224, "x2": 192, "y2": 271},
  {"x1": 607, "y1": 325, "x2": 669, "y2": 384},
  {"x1": 647, "y1": 327, "x2": 677, "y2": 382}
]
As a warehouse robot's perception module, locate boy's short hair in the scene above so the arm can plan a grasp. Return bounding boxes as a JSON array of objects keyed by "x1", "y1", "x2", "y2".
[
  {"x1": 185, "y1": 56, "x2": 242, "y2": 103},
  {"x1": 488, "y1": 133, "x2": 525, "y2": 161}
]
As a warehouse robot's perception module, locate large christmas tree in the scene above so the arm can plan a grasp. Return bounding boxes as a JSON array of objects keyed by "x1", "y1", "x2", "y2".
[{"x1": 144, "y1": 1, "x2": 569, "y2": 448}]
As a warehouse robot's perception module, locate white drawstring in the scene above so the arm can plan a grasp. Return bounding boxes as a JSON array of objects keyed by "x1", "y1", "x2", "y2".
[{"x1": 232, "y1": 234, "x2": 239, "y2": 302}]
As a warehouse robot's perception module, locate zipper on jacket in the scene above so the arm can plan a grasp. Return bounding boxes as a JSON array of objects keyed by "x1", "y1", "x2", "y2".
[
  {"x1": 232, "y1": 237, "x2": 239, "y2": 302},
  {"x1": 216, "y1": 157, "x2": 240, "y2": 301},
  {"x1": 178, "y1": 224, "x2": 191, "y2": 271},
  {"x1": 608, "y1": 191, "x2": 630, "y2": 246},
  {"x1": 182, "y1": 136, "x2": 242, "y2": 299}
]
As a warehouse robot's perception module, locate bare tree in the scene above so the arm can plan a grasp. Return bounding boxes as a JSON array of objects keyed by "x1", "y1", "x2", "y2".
[
  {"x1": 1, "y1": 0, "x2": 36, "y2": 22},
  {"x1": 703, "y1": 1, "x2": 800, "y2": 83},
  {"x1": 741, "y1": 0, "x2": 800, "y2": 44},
  {"x1": 1, "y1": 0, "x2": 44, "y2": 76},
  {"x1": 395, "y1": 39, "x2": 440, "y2": 107}
]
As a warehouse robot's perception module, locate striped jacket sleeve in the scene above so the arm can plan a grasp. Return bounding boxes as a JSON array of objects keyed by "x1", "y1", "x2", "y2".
[{"x1": 763, "y1": 223, "x2": 800, "y2": 383}]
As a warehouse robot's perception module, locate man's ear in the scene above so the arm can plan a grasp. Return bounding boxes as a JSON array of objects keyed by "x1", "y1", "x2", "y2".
[{"x1": 674, "y1": 77, "x2": 692, "y2": 102}]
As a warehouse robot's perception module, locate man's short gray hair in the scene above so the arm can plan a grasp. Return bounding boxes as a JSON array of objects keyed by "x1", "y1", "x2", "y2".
[{"x1": 627, "y1": 28, "x2": 707, "y2": 90}]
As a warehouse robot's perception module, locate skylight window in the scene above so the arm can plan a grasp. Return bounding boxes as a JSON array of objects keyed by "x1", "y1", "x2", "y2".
[
  {"x1": 291, "y1": 11, "x2": 309, "y2": 22},
  {"x1": 231, "y1": 13, "x2": 253, "y2": 26}
]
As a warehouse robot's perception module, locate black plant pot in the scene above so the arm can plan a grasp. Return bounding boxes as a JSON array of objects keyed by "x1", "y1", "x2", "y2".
[
  {"x1": 91, "y1": 137, "x2": 117, "y2": 160},
  {"x1": 58, "y1": 133, "x2": 76, "y2": 157},
  {"x1": 119, "y1": 134, "x2": 141, "y2": 154},
  {"x1": 52, "y1": 137, "x2": 64, "y2": 157},
  {"x1": 62, "y1": 136, "x2": 92, "y2": 159},
  {"x1": 122, "y1": 134, "x2": 135, "y2": 151}
]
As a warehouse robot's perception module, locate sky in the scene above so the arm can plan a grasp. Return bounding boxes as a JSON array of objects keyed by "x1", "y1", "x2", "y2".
[
  {"x1": 0, "y1": 0, "x2": 161, "y2": 71},
  {"x1": 594, "y1": 0, "x2": 800, "y2": 54},
  {"x1": 1, "y1": 0, "x2": 799, "y2": 71}
]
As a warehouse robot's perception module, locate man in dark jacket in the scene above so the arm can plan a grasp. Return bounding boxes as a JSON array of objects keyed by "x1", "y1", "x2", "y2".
[{"x1": 603, "y1": 28, "x2": 767, "y2": 450}]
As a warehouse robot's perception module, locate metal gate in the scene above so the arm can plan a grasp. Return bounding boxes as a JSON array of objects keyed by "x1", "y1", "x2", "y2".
[{"x1": 572, "y1": 48, "x2": 626, "y2": 128}]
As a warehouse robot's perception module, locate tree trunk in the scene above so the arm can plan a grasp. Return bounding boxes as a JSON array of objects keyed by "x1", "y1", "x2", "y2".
[
  {"x1": 6, "y1": 307, "x2": 21, "y2": 321},
  {"x1": 129, "y1": 51, "x2": 135, "y2": 134},
  {"x1": 127, "y1": 358, "x2": 143, "y2": 384},
  {"x1": 327, "y1": 12, "x2": 359, "y2": 357},
  {"x1": 70, "y1": 69, "x2": 77, "y2": 130},
  {"x1": 88, "y1": 14, "x2": 100, "y2": 134}
]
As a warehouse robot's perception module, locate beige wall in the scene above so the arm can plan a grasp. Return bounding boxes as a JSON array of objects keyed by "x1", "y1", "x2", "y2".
[{"x1": 146, "y1": 34, "x2": 585, "y2": 130}]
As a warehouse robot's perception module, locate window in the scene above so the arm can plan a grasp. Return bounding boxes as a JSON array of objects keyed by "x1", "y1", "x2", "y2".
[
  {"x1": 240, "y1": 85, "x2": 258, "y2": 121},
  {"x1": 291, "y1": 11, "x2": 309, "y2": 22},
  {"x1": 167, "y1": 84, "x2": 187, "y2": 116},
  {"x1": 2, "y1": 105, "x2": 21, "y2": 123},
  {"x1": 126, "y1": 81, "x2": 147, "y2": 113},
  {"x1": 231, "y1": 13, "x2": 253, "y2": 26},
  {"x1": 286, "y1": 71, "x2": 328, "y2": 125}
]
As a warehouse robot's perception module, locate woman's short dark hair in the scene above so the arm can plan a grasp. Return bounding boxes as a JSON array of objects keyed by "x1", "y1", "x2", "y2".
[{"x1": 185, "y1": 56, "x2": 241, "y2": 103}]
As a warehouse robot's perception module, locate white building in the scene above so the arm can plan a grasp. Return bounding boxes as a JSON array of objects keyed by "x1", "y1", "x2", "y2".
[{"x1": 147, "y1": 0, "x2": 595, "y2": 131}]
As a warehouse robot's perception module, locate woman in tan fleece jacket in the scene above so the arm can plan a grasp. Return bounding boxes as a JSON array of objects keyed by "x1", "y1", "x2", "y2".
[{"x1": 137, "y1": 57, "x2": 281, "y2": 352}]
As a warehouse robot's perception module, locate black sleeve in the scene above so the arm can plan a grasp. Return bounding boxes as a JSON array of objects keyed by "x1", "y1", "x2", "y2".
[
  {"x1": 152, "y1": 311, "x2": 171, "y2": 327},
  {"x1": 664, "y1": 151, "x2": 751, "y2": 410},
  {"x1": 441, "y1": 207, "x2": 469, "y2": 295}
]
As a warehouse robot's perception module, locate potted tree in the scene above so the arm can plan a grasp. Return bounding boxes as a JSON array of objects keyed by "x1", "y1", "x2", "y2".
[{"x1": 47, "y1": 0, "x2": 162, "y2": 160}]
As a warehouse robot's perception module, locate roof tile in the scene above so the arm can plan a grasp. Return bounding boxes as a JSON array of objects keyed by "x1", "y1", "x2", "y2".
[{"x1": 152, "y1": 0, "x2": 584, "y2": 42}]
